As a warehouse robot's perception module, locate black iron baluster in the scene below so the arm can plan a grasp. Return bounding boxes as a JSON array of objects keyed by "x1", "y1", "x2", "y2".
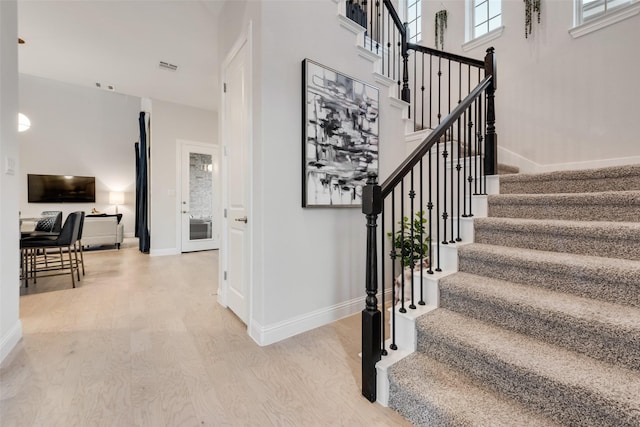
[
  {"x1": 375, "y1": 1, "x2": 380, "y2": 54},
  {"x1": 421, "y1": 53, "x2": 425, "y2": 131},
  {"x1": 381, "y1": 205, "x2": 387, "y2": 356},
  {"x1": 386, "y1": 15, "x2": 391, "y2": 77},
  {"x1": 419, "y1": 157, "x2": 426, "y2": 303},
  {"x1": 478, "y1": 94, "x2": 485, "y2": 194},
  {"x1": 465, "y1": 65, "x2": 472, "y2": 218},
  {"x1": 398, "y1": 40, "x2": 402, "y2": 98},
  {"x1": 413, "y1": 52, "x2": 417, "y2": 131},
  {"x1": 429, "y1": 55, "x2": 433, "y2": 129},
  {"x1": 390, "y1": 189, "x2": 397, "y2": 350},
  {"x1": 448, "y1": 59, "x2": 452, "y2": 115},
  {"x1": 409, "y1": 169, "x2": 416, "y2": 310},
  {"x1": 456, "y1": 116, "x2": 462, "y2": 242},
  {"x1": 441, "y1": 129, "x2": 448, "y2": 245},
  {"x1": 368, "y1": 0, "x2": 373, "y2": 50},
  {"x1": 437, "y1": 57, "x2": 442, "y2": 125},
  {"x1": 458, "y1": 63, "x2": 462, "y2": 105},
  {"x1": 462, "y1": 106, "x2": 468, "y2": 218},
  {"x1": 468, "y1": 99, "x2": 475, "y2": 215},
  {"x1": 435, "y1": 141, "x2": 442, "y2": 272},
  {"x1": 450, "y1": 123, "x2": 456, "y2": 243},
  {"x1": 392, "y1": 27, "x2": 396, "y2": 82},
  {"x1": 476, "y1": 95, "x2": 483, "y2": 195},
  {"x1": 381, "y1": 6, "x2": 386, "y2": 75},
  {"x1": 399, "y1": 179, "x2": 406, "y2": 314},
  {"x1": 427, "y1": 148, "x2": 434, "y2": 274}
]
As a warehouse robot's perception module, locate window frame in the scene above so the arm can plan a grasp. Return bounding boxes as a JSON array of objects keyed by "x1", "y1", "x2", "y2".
[
  {"x1": 576, "y1": 0, "x2": 634, "y2": 24},
  {"x1": 470, "y1": 0, "x2": 502, "y2": 40},
  {"x1": 462, "y1": 0, "x2": 504, "y2": 51},
  {"x1": 406, "y1": 0, "x2": 422, "y2": 44},
  {"x1": 570, "y1": 0, "x2": 640, "y2": 38}
]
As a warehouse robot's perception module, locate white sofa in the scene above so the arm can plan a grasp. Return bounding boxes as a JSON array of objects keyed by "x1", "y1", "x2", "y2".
[{"x1": 82, "y1": 214, "x2": 124, "y2": 249}]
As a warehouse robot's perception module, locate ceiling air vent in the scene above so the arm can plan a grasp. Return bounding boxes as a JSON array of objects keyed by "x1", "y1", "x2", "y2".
[{"x1": 159, "y1": 61, "x2": 178, "y2": 72}]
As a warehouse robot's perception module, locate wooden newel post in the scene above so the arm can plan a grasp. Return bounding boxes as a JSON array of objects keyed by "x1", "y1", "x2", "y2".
[
  {"x1": 484, "y1": 47, "x2": 498, "y2": 176},
  {"x1": 362, "y1": 175, "x2": 382, "y2": 403}
]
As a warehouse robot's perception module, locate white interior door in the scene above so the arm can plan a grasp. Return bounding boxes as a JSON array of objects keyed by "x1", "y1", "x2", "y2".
[
  {"x1": 180, "y1": 142, "x2": 220, "y2": 252},
  {"x1": 223, "y1": 36, "x2": 250, "y2": 323}
]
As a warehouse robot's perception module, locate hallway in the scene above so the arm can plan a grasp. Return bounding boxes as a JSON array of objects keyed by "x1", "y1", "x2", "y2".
[{"x1": 1, "y1": 246, "x2": 408, "y2": 426}]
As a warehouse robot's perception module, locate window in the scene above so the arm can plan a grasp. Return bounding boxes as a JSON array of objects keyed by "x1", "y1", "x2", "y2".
[
  {"x1": 472, "y1": 0, "x2": 501, "y2": 39},
  {"x1": 407, "y1": 0, "x2": 422, "y2": 43},
  {"x1": 570, "y1": 0, "x2": 639, "y2": 38},
  {"x1": 578, "y1": 0, "x2": 633, "y2": 23}
]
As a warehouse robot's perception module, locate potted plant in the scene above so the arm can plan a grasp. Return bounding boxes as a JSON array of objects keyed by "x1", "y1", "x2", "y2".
[{"x1": 388, "y1": 210, "x2": 429, "y2": 267}]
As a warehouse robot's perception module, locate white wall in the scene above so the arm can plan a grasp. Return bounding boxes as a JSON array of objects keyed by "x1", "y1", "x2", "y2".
[
  {"x1": 148, "y1": 99, "x2": 217, "y2": 255},
  {"x1": 219, "y1": 0, "x2": 407, "y2": 343},
  {"x1": 422, "y1": 0, "x2": 640, "y2": 171},
  {"x1": 18, "y1": 74, "x2": 140, "y2": 235},
  {"x1": 0, "y1": 0, "x2": 22, "y2": 363}
]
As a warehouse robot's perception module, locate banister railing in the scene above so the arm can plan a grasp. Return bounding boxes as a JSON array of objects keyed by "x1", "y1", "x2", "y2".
[{"x1": 349, "y1": 0, "x2": 498, "y2": 402}]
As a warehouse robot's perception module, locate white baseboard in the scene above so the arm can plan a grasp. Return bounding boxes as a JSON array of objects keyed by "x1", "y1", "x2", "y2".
[
  {"x1": 149, "y1": 247, "x2": 180, "y2": 257},
  {"x1": 536, "y1": 155, "x2": 640, "y2": 173},
  {"x1": 0, "y1": 320, "x2": 23, "y2": 364},
  {"x1": 498, "y1": 146, "x2": 640, "y2": 174},
  {"x1": 498, "y1": 146, "x2": 540, "y2": 173},
  {"x1": 249, "y1": 289, "x2": 393, "y2": 346}
]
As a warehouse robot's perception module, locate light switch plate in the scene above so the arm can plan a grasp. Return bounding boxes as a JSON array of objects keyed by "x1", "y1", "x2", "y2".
[{"x1": 4, "y1": 157, "x2": 15, "y2": 175}]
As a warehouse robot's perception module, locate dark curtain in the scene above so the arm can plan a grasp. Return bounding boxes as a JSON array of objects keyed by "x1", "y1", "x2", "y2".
[
  {"x1": 136, "y1": 111, "x2": 150, "y2": 253},
  {"x1": 134, "y1": 142, "x2": 140, "y2": 237}
]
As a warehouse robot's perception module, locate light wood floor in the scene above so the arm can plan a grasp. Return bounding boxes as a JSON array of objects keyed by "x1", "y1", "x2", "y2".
[{"x1": 1, "y1": 244, "x2": 411, "y2": 426}]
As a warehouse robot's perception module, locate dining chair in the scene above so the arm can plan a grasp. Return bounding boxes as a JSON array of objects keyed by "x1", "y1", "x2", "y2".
[
  {"x1": 33, "y1": 211, "x2": 62, "y2": 233},
  {"x1": 21, "y1": 211, "x2": 83, "y2": 288},
  {"x1": 33, "y1": 211, "x2": 64, "y2": 268},
  {"x1": 75, "y1": 211, "x2": 86, "y2": 276}
]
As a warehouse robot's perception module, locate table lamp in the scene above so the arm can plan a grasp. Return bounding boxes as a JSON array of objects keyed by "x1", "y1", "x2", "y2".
[{"x1": 109, "y1": 191, "x2": 125, "y2": 214}]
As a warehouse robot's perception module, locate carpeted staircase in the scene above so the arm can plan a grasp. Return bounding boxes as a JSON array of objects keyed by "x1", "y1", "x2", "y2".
[{"x1": 386, "y1": 164, "x2": 640, "y2": 426}]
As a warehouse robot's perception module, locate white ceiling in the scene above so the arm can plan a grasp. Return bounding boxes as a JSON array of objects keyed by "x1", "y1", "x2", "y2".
[{"x1": 18, "y1": 0, "x2": 225, "y2": 112}]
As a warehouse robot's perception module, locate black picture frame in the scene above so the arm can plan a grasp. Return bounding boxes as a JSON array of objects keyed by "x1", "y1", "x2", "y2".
[{"x1": 302, "y1": 59, "x2": 379, "y2": 208}]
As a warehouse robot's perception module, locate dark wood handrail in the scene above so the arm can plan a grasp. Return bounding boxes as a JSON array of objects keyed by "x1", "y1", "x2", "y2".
[
  {"x1": 382, "y1": 0, "x2": 405, "y2": 33},
  {"x1": 407, "y1": 42, "x2": 485, "y2": 68},
  {"x1": 381, "y1": 75, "x2": 493, "y2": 197}
]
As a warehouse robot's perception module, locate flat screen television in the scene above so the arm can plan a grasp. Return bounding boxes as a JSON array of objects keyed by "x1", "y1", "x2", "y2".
[{"x1": 28, "y1": 174, "x2": 96, "y2": 203}]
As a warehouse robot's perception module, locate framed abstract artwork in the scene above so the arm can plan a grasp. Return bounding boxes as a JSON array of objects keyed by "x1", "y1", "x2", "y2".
[{"x1": 302, "y1": 59, "x2": 379, "y2": 207}]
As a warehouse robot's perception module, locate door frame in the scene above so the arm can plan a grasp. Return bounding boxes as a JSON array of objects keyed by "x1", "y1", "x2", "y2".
[
  {"x1": 219, "y1": 22, "x2": 253, "y2": 328},
  {"x1": 175, "y1": 139, "x2": 220, "y2": 252}
]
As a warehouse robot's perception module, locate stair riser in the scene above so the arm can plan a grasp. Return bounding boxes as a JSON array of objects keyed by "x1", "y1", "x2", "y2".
[
  {"x1": 388, "y1": 385, "x2": 452, "y2": 427},
  {"x1": 458, "y1": 255, "x2": 640, "y2": 308},
  {"x1": 488, "y1": 201, "x2": 638, "y2": 222},
  {"x1": 474, "y1": 226, "x2": 640, "y2": 261},
  {"x1": 417, "y1": 329, "x2": 638, "y2": 427},
  {"x1": 439, "y1": 285, "x2": 640, "y2": 372}
]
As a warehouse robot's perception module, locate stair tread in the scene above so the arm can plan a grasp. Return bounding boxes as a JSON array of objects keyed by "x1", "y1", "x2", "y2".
[
  {"x1": 388, "y1": 352, "x2": 561, "y2": 427},
  {"x1": 459, "y1": 243, "x2": 640, "y2": 280},
  {"x1": 417, "y1": 309, "x2": 640, "y2": 412},
  {"x1": 440, "y1": 271, "x2": 640, "y2": 331}
]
